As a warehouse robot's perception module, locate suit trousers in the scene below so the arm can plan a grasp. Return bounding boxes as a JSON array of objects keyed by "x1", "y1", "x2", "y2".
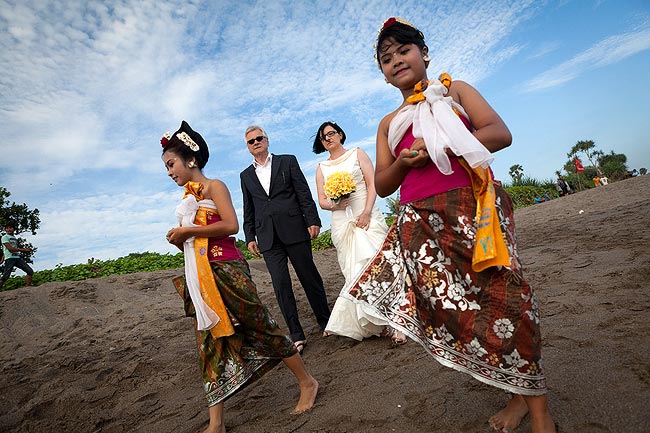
[{"x1": 262, "y1": 234, "x2": 330, "y2": 342}]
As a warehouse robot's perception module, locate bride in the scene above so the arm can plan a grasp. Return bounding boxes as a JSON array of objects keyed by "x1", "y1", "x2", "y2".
[{"x1": 313, "y1": 121, "x2": 405, "y2": 344}]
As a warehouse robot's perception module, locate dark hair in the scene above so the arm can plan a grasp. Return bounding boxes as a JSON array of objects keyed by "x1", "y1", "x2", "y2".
[
  {"x1": 161, "y1": 120, "x2": 209, "y2": 169},
  {"x1": 376, "y1": 21, "x2": 427, "y2": 68},
  {"x1": 312, "y1": 121, "x2": 346, "y2": 154}
]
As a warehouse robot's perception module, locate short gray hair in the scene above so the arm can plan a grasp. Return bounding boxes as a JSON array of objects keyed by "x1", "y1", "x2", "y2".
[{"x1": 245, "y1": 125, "x2": 268, "y2": 141}]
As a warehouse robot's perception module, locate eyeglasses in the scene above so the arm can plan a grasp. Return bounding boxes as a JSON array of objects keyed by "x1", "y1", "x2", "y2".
[
  {"x1": 321, "y1": 130, "x2": 338, "y2": 140},
  {"x1": 247, "y1": 135, "x2": 266, "y2": 145}
]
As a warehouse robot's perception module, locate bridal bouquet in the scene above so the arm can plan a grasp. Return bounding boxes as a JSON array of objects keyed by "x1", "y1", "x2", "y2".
[{"x1": 324, "y1": 171, "x2": 356, "y2": 203}]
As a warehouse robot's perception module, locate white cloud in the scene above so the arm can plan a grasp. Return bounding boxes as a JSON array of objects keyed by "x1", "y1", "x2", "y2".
[
  {"x1": 6, "y1": 0, "x2": 611, "y2": 270},
  {"x1": 523, "y1": 27, "x2": 650, "y2": 92}
]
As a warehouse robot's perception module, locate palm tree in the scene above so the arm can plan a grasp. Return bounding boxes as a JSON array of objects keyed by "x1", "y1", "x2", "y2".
[{"x1": 509, "y1": 164, "x2": 524, "y2": 184}]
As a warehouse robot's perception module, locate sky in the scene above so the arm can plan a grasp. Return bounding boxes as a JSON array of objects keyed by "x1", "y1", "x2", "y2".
[{"x1": 1, "y1": 0, "x2": 649, "y2": 272}]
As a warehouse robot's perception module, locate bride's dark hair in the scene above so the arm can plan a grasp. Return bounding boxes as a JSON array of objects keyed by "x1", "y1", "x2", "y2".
[{"x1": 312, "y1": 121, "x2": 346, "y2": 154}]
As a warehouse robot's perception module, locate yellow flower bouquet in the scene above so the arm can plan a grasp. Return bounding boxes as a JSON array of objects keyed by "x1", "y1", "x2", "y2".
[{"x1": 324, "y1": 171, "x2": 356, "y2": 202}]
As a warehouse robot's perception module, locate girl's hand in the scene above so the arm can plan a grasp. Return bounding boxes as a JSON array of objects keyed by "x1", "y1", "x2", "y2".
[
  {"x1": 355, "y1": 212, "x2": 371, "y2": 230},
  {"x1": 166, "y1": 227, "x2": 190, "y2": 245},
  {"x1": 398, "y1": 148, "x2": 429, "y2": 168}
]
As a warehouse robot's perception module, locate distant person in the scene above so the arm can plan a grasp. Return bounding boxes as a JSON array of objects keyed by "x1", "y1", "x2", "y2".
[
  {"x1": 600, "y1": 176, "x2": 609, "y2": 185},
  {"x1": 593, "y1": 177, "x2": 601, "y2": 187},
  {"x1": 556, "y1": 175, "x2": 571, "y2": 196},
  {"x1": 312, "y1": 121, "x2": 403, "y2": 343},
  {"x1": 240, "y1": 125, "x2": 330, "y2": 354},
  {"x1": 0, "y1": 223, "x2": 34, "y2": 288},
  {"x1": 162, "y1": 121, "x2": 318, "y2": 433},
  {"x1": 346, "y1": 17, "x2": 556, "y2": 433},
  {"x1": 567, "y1": 180, "x2": 576, "y2": 193}
]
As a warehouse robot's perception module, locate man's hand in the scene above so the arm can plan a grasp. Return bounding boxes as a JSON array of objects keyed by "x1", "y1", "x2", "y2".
[
  {"x1": 307, "y1": 225, "x2": 320, "y2": 239},
  {"x1": 247, "y1": 241, "x2": 261, "y2": 257}
]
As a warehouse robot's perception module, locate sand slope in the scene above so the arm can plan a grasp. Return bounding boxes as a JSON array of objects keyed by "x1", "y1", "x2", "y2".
[{"x1": 1, "y1": 175, "x2": 649, "y2": 433}]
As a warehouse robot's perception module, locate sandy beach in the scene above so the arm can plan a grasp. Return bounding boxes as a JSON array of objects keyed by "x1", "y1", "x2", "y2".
[{"x1": 1, "y1": 174, "x2": 649, "y2": 433}]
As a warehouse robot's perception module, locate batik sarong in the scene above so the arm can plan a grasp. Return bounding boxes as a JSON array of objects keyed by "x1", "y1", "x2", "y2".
[
  {"x1": 175, "y1": 258, "x2": 297, "y2": 406},
  {"x1": 345, "y1": 186, "x2": 547, "y2": 395}
]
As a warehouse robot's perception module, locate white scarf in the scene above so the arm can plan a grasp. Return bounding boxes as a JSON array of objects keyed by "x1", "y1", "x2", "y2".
[
  {"x1": 175, "y1": 195, "x2": 221, "y2": 331},
  {"x1": 387, "y1": 79, "x2": 493, "y2": 174}
]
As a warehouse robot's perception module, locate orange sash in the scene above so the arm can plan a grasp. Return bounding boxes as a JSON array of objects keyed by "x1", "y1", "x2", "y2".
[
  {"x1": 183, "y1": 182, "x2": 235, "y2": 339},
  {"x1": 457, "y1": 160, "x2": 511, "y2": 272}
]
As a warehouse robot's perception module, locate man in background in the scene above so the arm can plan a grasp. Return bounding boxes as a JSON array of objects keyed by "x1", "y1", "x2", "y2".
[
  {"x1": 240, "y1": 125, "x2": 330, "y2": 353},
  {"x1": 1, "y1": 222, "x2": 34, "y2": 287}
]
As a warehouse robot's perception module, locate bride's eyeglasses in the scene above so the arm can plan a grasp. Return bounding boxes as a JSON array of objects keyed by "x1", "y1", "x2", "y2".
[
  {"x1": 247, "y1": 135, "x2": 266, "y2": 145},
  {"x1": 320, "y1": 130, "x2": 339, "y2": 141}
]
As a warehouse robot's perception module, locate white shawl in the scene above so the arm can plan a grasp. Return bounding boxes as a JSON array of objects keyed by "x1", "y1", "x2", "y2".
[
  {"x1": 387, "y1": 79, "x2": 493, "y2": 174},
  {"x1": 175, "y1": 195, "x2": 221, "y2": 331}
]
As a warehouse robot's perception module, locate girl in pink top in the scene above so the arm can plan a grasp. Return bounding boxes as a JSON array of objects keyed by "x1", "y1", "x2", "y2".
[{"x1": 347, "y1": 18, "x2": 556, "y2": 433}]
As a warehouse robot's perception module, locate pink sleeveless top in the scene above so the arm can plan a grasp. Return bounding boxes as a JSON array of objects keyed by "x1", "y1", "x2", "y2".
[
  {"x1": 205, "y1": 211, "x2": 243, "y2": 261},
  {"x1": 397, "y1": 125, "x2": 472, "y2": 204}
]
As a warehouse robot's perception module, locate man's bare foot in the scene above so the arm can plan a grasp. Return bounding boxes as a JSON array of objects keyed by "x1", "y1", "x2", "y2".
[
  {"x1": 291, "y1": 376, "x2": 319, "y2": 414},
  {"x1": 489, "y1": 394, "x2": 529, "y2": 432}
]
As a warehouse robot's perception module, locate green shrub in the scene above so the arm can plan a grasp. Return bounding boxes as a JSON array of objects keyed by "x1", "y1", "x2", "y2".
[
  {"x1": 0, "y1": 251, "x2": 185, "y2": 292},
  {"x1": 504, "y1": 185, "x2": 558, "y2": 209},
  {"x1": 311, "y1": 231, "x2": 333, "y2": 251}
]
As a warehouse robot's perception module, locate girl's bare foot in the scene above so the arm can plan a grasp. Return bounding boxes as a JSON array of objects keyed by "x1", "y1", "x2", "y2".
[
  {"x1": 203, "y1": 403, "x2": 225, "y2": 433},
  {"x1": 530, "y1": 410, "x2": 556, "y2": 433},
  {"x1": 489, "y1": 394, "x2": 529, "y2": 432},
  {"x1": 291, "y1": 376, "x2": 319, "y2": 414},
  {"x1": 202, "y1": 421, "x2": 225, "y2": 433},
  {"x1": 391, "y1": 330, "x2": 407, "y2": 347}
]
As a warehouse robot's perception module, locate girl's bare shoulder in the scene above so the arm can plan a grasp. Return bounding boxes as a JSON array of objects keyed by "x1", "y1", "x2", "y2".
[
  {"x1": 378, "y1": 105, "x2": 404, "y2": 132},
  {"x1": 203, "y1": 178, "x2": 230, "y2": 198},
  {"x1": 447, "y1": 79, "x2": 471, "y2": 100}
]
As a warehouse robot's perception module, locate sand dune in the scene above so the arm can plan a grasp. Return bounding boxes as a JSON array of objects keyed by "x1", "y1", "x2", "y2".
[{"x1": 1, "y1": 175, "x2": 649, "y2": 433}]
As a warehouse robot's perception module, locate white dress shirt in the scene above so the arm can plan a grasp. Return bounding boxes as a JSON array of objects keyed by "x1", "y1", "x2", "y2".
[{"x1": 253, "y1": 153, "x2": 273, "y2": 195}]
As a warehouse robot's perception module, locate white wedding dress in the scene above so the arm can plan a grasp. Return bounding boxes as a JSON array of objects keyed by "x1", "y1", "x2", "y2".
[{"x1": 321, "y1": 148, "x2": 390, "y2": 340}]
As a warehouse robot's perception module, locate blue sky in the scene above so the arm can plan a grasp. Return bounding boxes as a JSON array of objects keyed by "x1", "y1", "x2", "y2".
[{"x1": 1, "y1": 0, "x2": 649, "y2": 271}]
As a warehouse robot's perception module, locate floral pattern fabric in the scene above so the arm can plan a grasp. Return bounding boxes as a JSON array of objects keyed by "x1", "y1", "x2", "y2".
[
  {"x1": 345, "y1": 186, "x2": 547, "y2": 395},
  {"x1": 178, "y1": 259, "x2": 297, "y2": 406}
]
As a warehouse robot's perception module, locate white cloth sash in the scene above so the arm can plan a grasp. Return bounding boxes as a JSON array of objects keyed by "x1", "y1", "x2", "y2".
[
  {"x1": 175, "y1": 195, "x2": 220, "y2": 331},
  {"x1": 387, "y1": 79, "x2": 493, "y2": 175}
]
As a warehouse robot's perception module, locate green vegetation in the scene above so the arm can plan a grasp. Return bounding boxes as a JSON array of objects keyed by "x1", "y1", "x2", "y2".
[
  {"x1": 1, "y1": 252, "x2": 184, "y2": 291},
  {"x1": 501, "y1": 175, "x2": 558, "y2": 208}
]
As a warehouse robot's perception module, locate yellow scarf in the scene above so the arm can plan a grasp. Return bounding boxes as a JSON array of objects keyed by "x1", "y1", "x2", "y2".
[
  {"x1": 407, "y1": 74, "x2": 510, "y2": 272},
  {"x1": 184, "y1": 181, "x2": 235, "y2": 338}
]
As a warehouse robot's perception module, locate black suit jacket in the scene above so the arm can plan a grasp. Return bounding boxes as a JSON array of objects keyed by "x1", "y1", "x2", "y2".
[{"x1": 240, "y1": 154, "x2": 321, "y2": 252}]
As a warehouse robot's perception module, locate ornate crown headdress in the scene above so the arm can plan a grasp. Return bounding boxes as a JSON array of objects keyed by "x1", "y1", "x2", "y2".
[
  {"x1": 160, "y1": 123, "x2": 200, "y2": 152},
  {"x1": 176, "y1": 132, "x2": 199, "y2": 151},
  {"x1": 378, "y1": 17, "x2": 418, "y2": 38}
]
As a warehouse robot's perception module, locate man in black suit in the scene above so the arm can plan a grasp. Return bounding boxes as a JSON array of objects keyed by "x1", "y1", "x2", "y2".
[{"x1": 240, "y1": 125, "x2": 330, "y2": 351}]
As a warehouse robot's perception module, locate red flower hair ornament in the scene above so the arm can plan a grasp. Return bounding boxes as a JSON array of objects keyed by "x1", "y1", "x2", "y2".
[{"x1": 160, "y1": 132, "x2": 170, "y2": 148}]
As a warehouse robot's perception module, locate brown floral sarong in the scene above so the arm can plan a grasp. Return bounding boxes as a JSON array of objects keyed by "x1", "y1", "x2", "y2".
[
  {"x1": 346, "y1": 186, "x2": 547, "y2": 395},
  {"x1": 175, "y1": 258, "x2": 297, "y2": 406}
]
